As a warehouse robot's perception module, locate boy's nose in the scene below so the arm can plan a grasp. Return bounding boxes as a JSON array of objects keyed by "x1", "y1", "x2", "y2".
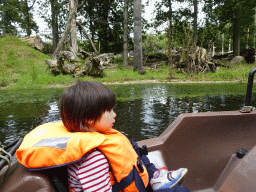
[{"x1": 113, "y1": 111, "x2": 116, "y2": 118}]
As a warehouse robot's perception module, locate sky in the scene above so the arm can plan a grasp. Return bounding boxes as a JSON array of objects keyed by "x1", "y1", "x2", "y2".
[{"x1": 32, "y1": 0, "x2": 206, "y2": 37}]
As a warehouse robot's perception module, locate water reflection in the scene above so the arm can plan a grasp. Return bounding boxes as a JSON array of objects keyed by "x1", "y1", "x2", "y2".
[{"x1": 0, "y1": 83, "x2": 253, "y2": 144}]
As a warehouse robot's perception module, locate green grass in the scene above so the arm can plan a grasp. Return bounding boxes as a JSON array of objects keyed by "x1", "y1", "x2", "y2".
[{"x1": 0, "y1": 36, "x2": 256, "y2": 90}]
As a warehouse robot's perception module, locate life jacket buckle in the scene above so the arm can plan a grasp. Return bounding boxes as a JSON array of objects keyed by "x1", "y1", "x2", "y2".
[
  {"x1": 139, "y1": 145, "x2": 148, "y2": 156},
  {"x1": 137, "y1": 157, "x2": 144, "y2": 173}
]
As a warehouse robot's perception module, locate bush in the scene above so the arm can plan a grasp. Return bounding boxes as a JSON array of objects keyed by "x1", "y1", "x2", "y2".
[
  {"x1": 147, "y1": 52, "x2": 168, "y2": 61},
  {"x1": 110, "y1": 55, "x2": 124, "y2": 63}
]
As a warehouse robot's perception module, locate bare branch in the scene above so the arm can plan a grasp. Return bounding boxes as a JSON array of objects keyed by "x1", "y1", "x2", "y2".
[
  {"x1": 52, "y1": 8, "x2": 77, "y2": 60},
  {"x1": 76, "y1": 22, "x2": 99, "y2": 54}
]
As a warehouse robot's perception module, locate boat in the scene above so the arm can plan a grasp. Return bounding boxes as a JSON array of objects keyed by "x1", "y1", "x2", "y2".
[{"x1": 1, "y1": 68, "x2": 256, "y2": 192}]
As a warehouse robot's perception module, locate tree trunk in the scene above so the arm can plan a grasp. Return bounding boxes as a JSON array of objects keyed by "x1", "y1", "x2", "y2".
[
  {"x1": 76, "y1": 22, "x2": 99, "y2": 54},
  {"x1": 69, "y1": 0, "x2": 78, "y2": 54},
  {"x1": 254, "y1": 7, "x2": 256, "y2": 49},
  {"x1": 24, "y1": 0, "x2": 31, "y2": 36},
  {"x1": 233, "y1": 6, "x2": 241, "y2": 57},
  {"x1": 123, "y1": 0, "x2": 128, "y2": 67},
  {"x1": 97, "y1": 2, "x2": 110, "y2": 53},
  {"x1": 168, "y1": 0, "x2": 173, "y2": 78},
  {"x1": 133, "y1": 0, "x2": 144, "y2": 74},
  {"x1": 222, "y1": 33, "x2": 224, "y2": 55},
  {"x1": 193, "y1": 0, "x2": 198, "y2": 44},
  {"x1": 52, "y1": 8, "x2": 77, "y2": 60},
  {"x1": 50, "y1": 0, "x2": 59, "y2": 52}
]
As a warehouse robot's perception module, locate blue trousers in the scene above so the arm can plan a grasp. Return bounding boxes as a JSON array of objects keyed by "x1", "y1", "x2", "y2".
[{"x1": 129, "y1": 139, "x2": 191, "y2": 192}]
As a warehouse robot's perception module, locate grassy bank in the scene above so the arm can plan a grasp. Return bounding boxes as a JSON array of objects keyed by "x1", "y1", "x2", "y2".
[{"x1": 0, "y1": 36, "x2": 255, "y2": 90}]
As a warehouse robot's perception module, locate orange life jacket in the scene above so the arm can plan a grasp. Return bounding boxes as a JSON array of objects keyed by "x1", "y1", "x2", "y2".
[{"x1": 16, "y1": 121, "x2": 149, "y2": 192}]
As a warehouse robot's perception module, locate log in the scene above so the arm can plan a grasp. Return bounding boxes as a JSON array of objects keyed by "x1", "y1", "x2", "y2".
[
  {"x1": 58, "y1": 50, "x2": 77, "y2": 62},
  {"x1": 45, "y1": 52, "x2": 114, "y2": 77},
  {"x1": 20, "y1": 35, "x2": 44, "y2": 51}
]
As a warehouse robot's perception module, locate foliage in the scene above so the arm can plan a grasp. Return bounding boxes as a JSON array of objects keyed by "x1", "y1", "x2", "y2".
[
  {"x1": 0, "y1": 0, "x2": 20, "y2": 34},
  {"x1": 202, "y1": 0, "x2": 256, "y2": 54},
  {"x1": 37, "y1": 0, "x2": 68, "y2": 42},
  {"x1": 142, "y1": 34, "x2": 168, "y2": 54},
  {"x1": 0, "y1": 0, "x2": 38, "y2": 36},
  {"x1": 171, "y1": 20, "x2": 194, "y2": 48},
  {"x1": 110, "y1": 55, "x2": 124, "y2": 63},
  {"x1": 76, "y1": 0, "x2": 140, "y2": 54}
]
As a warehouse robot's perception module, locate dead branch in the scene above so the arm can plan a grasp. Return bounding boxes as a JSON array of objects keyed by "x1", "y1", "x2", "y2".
[{"x1": 76, "y1": 22, "x2": 99, "y2": 54}]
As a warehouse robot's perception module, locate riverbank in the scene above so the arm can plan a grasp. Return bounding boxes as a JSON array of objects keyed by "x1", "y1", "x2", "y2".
[
  {"x1": 0, "y1": 36, "x2": 255, "y2": 90},
  {"x1": 42, "y1": 79, "x2": 246, "y2": 90}
]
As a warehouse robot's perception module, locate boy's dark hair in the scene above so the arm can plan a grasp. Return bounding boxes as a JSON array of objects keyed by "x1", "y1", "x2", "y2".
[{"x1": 60, "y1": 81, "x2": 115, "y2": 132}]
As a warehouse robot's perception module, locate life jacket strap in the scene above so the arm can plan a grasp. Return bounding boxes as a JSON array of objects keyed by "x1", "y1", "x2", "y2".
[{"x1": 112, "y1": 165, "x2": 147, "y2": 192}]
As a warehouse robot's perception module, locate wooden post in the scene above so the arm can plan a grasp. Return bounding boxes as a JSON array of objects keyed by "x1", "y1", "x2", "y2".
[
  {"x1": 212, "y1": 44, "x2": 216, "y2": 57},
  {"x1": 229, "y1": 36, "x2": 231, "y2": 53},
  {"x1": 246, "y1": 28, "x2": 249, "y2": 49},
  {"x1": 222, "y1": 33, "x2": 224, "y2": 55}
]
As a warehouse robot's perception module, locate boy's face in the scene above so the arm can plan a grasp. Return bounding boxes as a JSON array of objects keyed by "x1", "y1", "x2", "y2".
[{"x1": 89, "y1": 109, "x2": 116, "y2": 133}]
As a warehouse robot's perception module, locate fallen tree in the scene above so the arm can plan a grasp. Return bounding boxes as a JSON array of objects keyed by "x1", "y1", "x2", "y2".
[
  {"x1": 45, "y1": 52, "x2": 114, "y2": 77},
  {"x1": 173, "y1": 46, "x2": 226, "y2": 73},
  {"x1": 212, "y1": 48, "x2": 255, "y2": 64},
  {"x1": 45, "y1": 0, "x2": 107, "y2": 77}
]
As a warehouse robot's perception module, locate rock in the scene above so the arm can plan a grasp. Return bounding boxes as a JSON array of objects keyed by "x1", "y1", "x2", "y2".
[
  {"x1": 20, "y1": 35, "x2": 44, "y2": 51},
  {"x1": 230, "y1": 56, "x2": 245, "y2": 65},
  {"x1": 45, "y1": 59, "x2": 57, "y2": 68},
  {"x1": 240, "y1": 48, "x2": 255, "y2": 64}
]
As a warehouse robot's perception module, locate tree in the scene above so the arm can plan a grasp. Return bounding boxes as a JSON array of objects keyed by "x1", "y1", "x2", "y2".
[
  {"x1": 19, "y1": 0, "x2": 38, "y2": 36},
  {"x1": 37, "y1": 0, "x2": 68, "y2": 51},
  {"x1": 142, "y1": 33, "x2": 168, "y2": 54},
  {"x1": 207, "y1": 0, "x2": 256, "y2": 56},
  {"x1": 69, "y1": 0, "x2": 78, "y2": 54},
  {"x1": 0, "y1": 0, "x2": 19, "y2": 34},
  {"x1": 152, "y1": 0, "x2": 194, "y2": 64},
  {"x1": 134, "y1": 0, "x2": 145, "y2": 74},
  {"x1": 52, "y1": 5, "x2": 77, "y2": 59},
  {"x1": 0, "y1": 0, "x2": 38, "y2": 35},
  {"x1": 123, "y1": 0, "x2": 128, "y2": 66},
  {"x1": 193, "y1": 0, "x2": 198, "y2": 43},
  {"x1": 49, "y1": 0, "x2": 59, "y2": 51}
]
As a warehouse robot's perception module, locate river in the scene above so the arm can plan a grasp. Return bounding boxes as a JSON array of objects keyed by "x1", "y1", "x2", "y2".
[{"x1": 0, "y1": 83, "x2": 255, "y2": 145}]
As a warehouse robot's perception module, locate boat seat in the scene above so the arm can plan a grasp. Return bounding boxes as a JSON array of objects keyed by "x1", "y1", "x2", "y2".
[
  {"x1": 147, "y1": 150, "x2": 166, "y2": 169},
  {"x1": 216, "y1": 145, "x2": 256, "y2": 192},
  {"x1": 1, "y1": 161, "x2": 155, "y2": 192},
  {"x1": 0, "y1": 162, "x2": 69, "y2": 192}
]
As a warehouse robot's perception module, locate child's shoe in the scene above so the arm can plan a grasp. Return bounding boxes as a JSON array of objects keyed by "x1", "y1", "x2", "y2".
[{"x1": 150, "y1": 167, "x2": 188, "y2": 191}]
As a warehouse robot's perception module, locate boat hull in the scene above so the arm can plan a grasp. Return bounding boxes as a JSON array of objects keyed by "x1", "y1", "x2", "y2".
[{"x1": 2, "y1": 110, "x2": 256, "y2": 192}]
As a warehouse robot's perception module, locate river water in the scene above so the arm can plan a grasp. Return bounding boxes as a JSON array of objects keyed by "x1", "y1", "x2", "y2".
[{"x1": 0, "y1": 83, "x2": 255, "y2": 145}]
